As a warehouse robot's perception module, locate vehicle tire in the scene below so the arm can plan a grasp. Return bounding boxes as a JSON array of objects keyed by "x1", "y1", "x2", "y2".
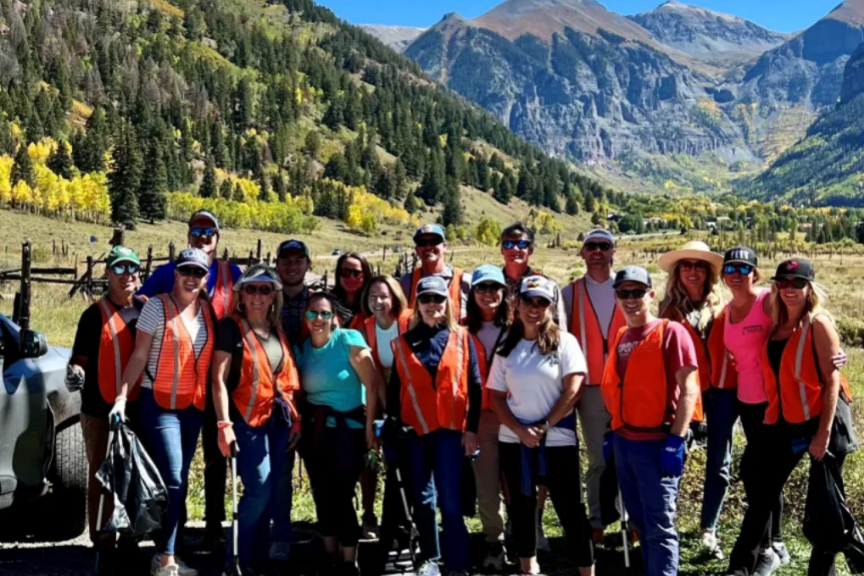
[{"x1": 46, "y1": 422, "x2": 88, "y2": 540}]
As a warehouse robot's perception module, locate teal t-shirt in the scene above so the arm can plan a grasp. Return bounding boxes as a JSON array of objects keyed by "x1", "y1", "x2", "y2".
[{"x1": 295, "y1": 328, "x2": 369, "y2": 428}]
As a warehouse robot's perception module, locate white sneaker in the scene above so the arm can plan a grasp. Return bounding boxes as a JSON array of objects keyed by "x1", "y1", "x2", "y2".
[
  {"x1": 269, "y1": 541, "x2": 290, "y2": 561},
  {"x1": 150, "y1": 556, "x2": 197, "y2": 576},
  {"x1": 416, "y1": 559, "x2": 441, "y2": 576},
  {"x1": 482, "y1": 542, "x2": 506, "y2": 571},
  {"x1": 700, "y1": 530, "x2": 725, "y2": 560},
  {"x1": 153, "y1": 566, "x2": 179, "y2": 576}
]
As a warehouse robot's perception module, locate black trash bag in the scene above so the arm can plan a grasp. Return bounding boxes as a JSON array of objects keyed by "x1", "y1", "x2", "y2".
[
  {"x1": 461, "y1": 456, "x2": 476, "y2": 518},
  {"x1": 599, "y1": 455, "x2": 621, "y2": 527},
  {"x1": 95, "y1": 423, "x2": 168, "y2": 539}
]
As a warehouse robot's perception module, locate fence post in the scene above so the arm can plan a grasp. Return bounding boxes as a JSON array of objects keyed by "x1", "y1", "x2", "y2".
[
  {"x1": 248, "y1": 250, "x2": 254, "y2": 267},
  {"x1": 86, "y1": 256, "x2": 94, "y2": 297},
  {"x1": 144, "y1": 246, "x2": 154, "y2": 281},
  {"x1": 223, "y1": 247, "x2": 229, "y2": 261},
  {"x1": 169, "y1": 242, "x2": 176, "y2": 262},
  {"x1": 15, "y1": 240, "x2": 32, "y2": 332},
  {"x1": 382, "y1": 246, "x2": 387, "y2": 261},
  {"x1": 256, "y1": 239, "x2": 262, "y2": 262}
]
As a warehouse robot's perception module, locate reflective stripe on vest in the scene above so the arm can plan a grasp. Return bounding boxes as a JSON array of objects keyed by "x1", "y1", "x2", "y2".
[
  {"x1": 211, "y1": 261, "x2": 234, "y2": 320},
  {"x1": 571, "y1": 278, "x2": 626, "y2": 385},
  {"x1": 99, "y1": 299, "x2": 123, "y2": 399},
  {"x1": 241, "y1": 319, "x2": 262, "y2": 423},
  {"x1": 394, "y1": 337, "x2": 430, "y2": 434},
  {"x1": 96, "y1": 299, "x2": 139, "y2": 403},
  {"x1": 764, "y1": 315, "x2": 825, "y2": 425},
  {"x1": 794, "y1": 316, "x2": 813, "y2": 421},
  {"x1": 235, "y1": 318, "x2": 298, "y2": 426}
]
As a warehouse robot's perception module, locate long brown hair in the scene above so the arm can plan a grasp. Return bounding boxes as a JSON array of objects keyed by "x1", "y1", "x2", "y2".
[
  {"x1": 498, "y1": 300, "x2": 560, "y2": 357},
  {"x1": 466, "y1": 284, "x2": 513, "y2": 334},
  {"x1": 332, "y1": 252, "x2": 373, "y2": 314}
]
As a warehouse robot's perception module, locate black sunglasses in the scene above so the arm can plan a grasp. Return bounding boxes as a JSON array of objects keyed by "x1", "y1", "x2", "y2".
[
  {"x1": 615, "y1": 289, "x2": 648, "y2": 300},
  {"x1": 474, "y1": 282, "x2": 504, "y2": 294},
  {"x1": 243, "y1": 284, "x2": 275, "y2": 296},
  {"x1": 339, "y1": 269, "x2": 364, "y2": 279},
  {"x1": 415, "y1": 239, "x2": 443, "y2": 248},
  {"x1": 177, "y1": 266, "x2": 207, "y2": 279},
  {"x1": 585, "y1": 242, "x2": 612, "y2": 252},
  {"x1": 520, "y1": 296, "x2": 551, "y2": 308},
  {"x1": 418, "y1": 294, "x2": 446, "y2": 305},
  {"x1": 110, "y1": 263, "x2": 140, "y2": 275},
  {"x1": 723, "y1": 264, "x2": 754, "y2": 276},
  {"x1": 774, "y1": 277, "x2": 809, "y2": 290},
  {"x1": 679, "y1": 260, "x2": 709, "y2": 272},
  {"x1": 502, "y1": 239, "x2": 532, "y2": 250},
  {"x1": 189, "y1": 227, "x2": 218, "y2": 239}
]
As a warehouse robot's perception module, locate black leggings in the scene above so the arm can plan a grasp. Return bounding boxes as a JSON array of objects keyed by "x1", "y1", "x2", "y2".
[
  {"x1": 500, "y1": 442, "x2": 594, "y2": 567},
  {"x1": 729, "y1": 419, "x2": 846, "y2": 575},
  {"x1": 305, "y1": 428, "x2": 365, "y2": 547},
  {"x1": 738, "y1": 401, "x2": 782, "y2": 546}
]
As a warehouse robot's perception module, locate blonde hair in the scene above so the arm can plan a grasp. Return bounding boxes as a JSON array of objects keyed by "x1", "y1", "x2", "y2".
[
  {"x1": 769, "y1": 280, "x2": 831, "y2": 333},
  {"x1": 233, "y1": 285, "x2": 284, "y2": 328},
  {"x1": 659, "y1": 262, "x2": 724, "y2": 330},
  {"x1": 361, "y1": 276, "x2": 408, "y2": 318},
  {"x1": 409, "y1": 293, "x2": 460, "y2": 332}
]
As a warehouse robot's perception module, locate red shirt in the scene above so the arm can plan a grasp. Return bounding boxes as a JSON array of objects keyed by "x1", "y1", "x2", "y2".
[{"x1": 614, "y1": 319, "x2": 698, "y2": 441}]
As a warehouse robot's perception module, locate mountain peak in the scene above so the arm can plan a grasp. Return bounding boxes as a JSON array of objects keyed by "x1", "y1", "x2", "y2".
[{"x1": 825, "y1": 0, "x2": 864, "y2": 26}]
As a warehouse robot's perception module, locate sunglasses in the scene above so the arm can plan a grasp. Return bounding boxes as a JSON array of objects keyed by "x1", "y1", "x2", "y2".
[
  {"x1": 520, "y1": 296, "x2": 551, "y2": 308},
  {"x1": 474, "y1": 282, "x2": 504, "y2": 294},
  {"x1": 177, "y1": 266, "x2": 207, "y2": 279},
  {"x1": 679, "y1": 260, "x2": 709, "y2": 272},
  {"x1": 110, "y1": 263, "x2": 140, "y2": 275},
  {"x1": 585, "y1": 242, "x2": 612, "y2": 252},
  {"x1": 775, "y1": 277, "x2": 809, "y2": 290},
  {"x1": 723, "y1": 264, "x2": 754, "y2": 276},
  {"x1": 615, "y1": 289, "x2": 648, "y2": 300},
  {"x1": 306, "y1": 310, "x2": 334, "y2": 321},
  {"x1": 189, "y1": 227, "x2": 218, "y2": 239},
  {"x1": 502, "y1": 239, "x2": 532, "y2": 250},
  {"x1": 242, "y1": 284, "x2": 275, "y2": 296},
  {"x1": 339, "y1": 269, "x2": 364, "y2": 279},
  {"x1": 418, "y1": 294, "x2": 447, "y2": 305},
  {"x1": 415, "y1": 239, "x2": 443, "y2": 248}
]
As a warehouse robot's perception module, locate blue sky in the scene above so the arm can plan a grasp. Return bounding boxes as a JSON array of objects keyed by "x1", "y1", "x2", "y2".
[{"x1": 316, "y1": 0, "x2": 842, "y2": 34}]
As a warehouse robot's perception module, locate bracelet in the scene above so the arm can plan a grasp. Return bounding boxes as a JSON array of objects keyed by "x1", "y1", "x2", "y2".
[{"x1": 216, "y1": 421, "x2": 233, "y2": 430}]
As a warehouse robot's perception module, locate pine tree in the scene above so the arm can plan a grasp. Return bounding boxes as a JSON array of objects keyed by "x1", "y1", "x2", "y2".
[
  {"x1": 108, "y1": 123, "x2": 142, "y2": 225},
  {"x1": 584, "y1": 190, "x2": 597, "y2": 213},
  {"x1": 441, "y1": 177, "x2": 463, "y2": 227},
  {"x1": 565, "y1": 191, "x2": 580, "y2": 215},
  {"x1": 11, "y1": 143, "x2": 35, "y2": 187},
  {"x1": 138, "y1": 144, "x2": 167, "y2": 222},
  {"x1": 200, "y1": 158, "x2": 217, "y2": 198},
  {"x1": 233, "y1": 182, "x2": 245, "y2": 202},
  {"x1": 404, "y1": 189, "x2": 420, "y2": 214},
  {"x1": 273, "y1": 171, "x2": 287, "y2": 202},
  {"x1": 47, "y1": 140, "x2": 74, "y2": 179},
  {"x1": 220, "y1": 179, "x2": 233, "y2": 200},
  {"x1": 393, "y1": 159, "x2": 408, "y2": 199}
]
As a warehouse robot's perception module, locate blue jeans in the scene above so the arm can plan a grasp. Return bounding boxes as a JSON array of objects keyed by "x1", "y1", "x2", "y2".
[
  {"x1": 614, "y1": 435, "x2": 680, "y2": 576},
  {"x1": 406, "y1": 429, "x2": 469, "y2": 572},
  {"x1": 139, "y1": 388, "x2": 203, "y2": 557},
  {"x1": 232, "y1": 417, "x2": 293, "y2": 569},
  {"x1": 700, "y1": 388, "x2": 739, "y2": 532}
]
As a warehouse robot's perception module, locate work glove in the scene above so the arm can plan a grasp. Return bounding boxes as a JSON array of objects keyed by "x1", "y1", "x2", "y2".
[
  {"x1": 661, "y1": 434, "x2": 686, "y2": 478},
  {"x1": 791, "y1": 436, "x2": 810, "y2": 455},
  {"x1": 65, "y1": 364, "x2": 85, "y2": 392},
  {"x1": 602, "y1": 431, "x2": 614, "y2": 463},
  {"x1": 108, "y1": 397, "x2": 127, "y2": 428}
]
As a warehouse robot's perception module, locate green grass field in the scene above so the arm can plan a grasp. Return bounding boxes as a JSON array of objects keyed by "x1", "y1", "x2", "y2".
[{"x1": 1, "y1": 208, "x2": 862, "y2": 575}]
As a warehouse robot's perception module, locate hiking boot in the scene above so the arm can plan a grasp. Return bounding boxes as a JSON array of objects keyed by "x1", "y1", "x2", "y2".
[
  {"x1": 416, "y1": 559, "x2": 441, "y2": 576},
  {"x1": 482, "y1": 541, "x2": 506, "y2": 571},
  {"x1": 773, "y1": 542, "x2": 791, "y2": 566},
  {"x1": 151, "y1": 556, "x2": 198, "y2": 576},
  {"x1": 153, "y1": 566, "x2": 180, "y2": 576},
  {"x1": 753, "y1": 549, "x2": 781, "y2": 576},
  {"x1": 700, "y1": 530, "x2": 725, "y2": 560}
]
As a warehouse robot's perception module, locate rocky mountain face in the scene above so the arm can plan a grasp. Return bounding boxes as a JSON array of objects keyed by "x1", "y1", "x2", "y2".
[
  {"x1": 628, "y1": 1, "x2": 789, "y2": 66},
  {"x1": 358, "y1": 25, "x2": 425, "y2": 51}
]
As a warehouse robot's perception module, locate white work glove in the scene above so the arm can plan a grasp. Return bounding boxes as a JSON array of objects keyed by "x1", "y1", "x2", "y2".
[
  {"x1": 65, "y1": 365, "x2": 85, "y2": 392},
  {"x1": 109, "y1": 397, "x2": 127, "y2": 428}
]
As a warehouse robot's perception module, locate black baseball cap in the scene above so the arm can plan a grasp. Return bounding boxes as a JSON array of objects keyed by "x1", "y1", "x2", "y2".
[
  {"x1": 613, "y1": 266, "x2": 652, "y2": 289},
  {"x1": 278, "y1": 239, "x2": 310, "y2": 260},
  {"x1": 771, "y1": 258, "x2": 815, "y2": 282},
  {"x1": 723, "y1": 246, "x2": 758, "y2": 267}
]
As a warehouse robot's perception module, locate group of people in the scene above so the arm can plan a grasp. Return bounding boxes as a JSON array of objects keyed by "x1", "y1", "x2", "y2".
[{"x1": 66, "y1": 212, "x2": 858, "y2": 576}]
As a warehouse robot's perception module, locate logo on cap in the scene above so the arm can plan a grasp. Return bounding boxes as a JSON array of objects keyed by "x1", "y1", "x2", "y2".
[
  {"x1": 785, "y1": 261, "x2": 798, "y2": 272},
  {"x1": 731, "y1": 248, "x2": 750, "y2": 261},
  {"x1": 422, "y1": 225, "x2": 435, "y2": 233},
  {"x1": 526, "y1": 278, "x2": 544, "y2": 289}
]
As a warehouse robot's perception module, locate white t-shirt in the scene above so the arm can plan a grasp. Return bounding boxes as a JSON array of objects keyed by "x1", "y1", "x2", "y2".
[
  {"x1": 476, "y1": 321, "x2": 506, "y2": 358},
  {"x1": 137, "y1": 297, "x2": 209, "y2": 389},
  {"x1": 487, "y1": 332, "x2": 587, "y2": 447},
  {"x1": 375, "y1": 321, "x2": 400, "y2": 369}
]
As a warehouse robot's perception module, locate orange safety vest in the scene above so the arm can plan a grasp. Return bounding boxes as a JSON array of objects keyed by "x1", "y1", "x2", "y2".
[
  {"x1": 408, "y1": 268, "x2": 464, "y2": 319},
  {"x1": 602, "y1": 320, "x2": 676, "y2": 432},
  {"x1": 151, "y1": 294, "x2": 215, "y2": 411},
  {"x1": 363, "y1": 310, "x2": 413, "y2": 374},
  {"x1": 392, "y1": 328, "x2": 470, "y2": 436},
  {"x1": 763, "y1": 315, "x2": 855, "y2": 425},
  {"x1": 570, "y1": 278, "x2": 627, "y2": 385},
  {"x1": 348, "y1": 311, "x2": 367, "y2": 331},
  {"x1": 97, "y1": 299, "x2": 140, "y2": 403},
  {"x1": 210, "y1": 260, "x2": 235, "y2": 320},
  {"x1": 679, "y1": 309, "x2": 736, "y2": 421},
  {"x1": 233, "y1": 317, "x2": 299, "y2": 427},
  {"x1": 469, "y1": 333, "x2": 494, "y2": 411}
]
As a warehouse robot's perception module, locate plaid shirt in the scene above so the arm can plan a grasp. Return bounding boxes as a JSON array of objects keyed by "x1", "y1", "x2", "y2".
[{"x1": 281, "y1": 288, "x2": 310, "y2": 344}]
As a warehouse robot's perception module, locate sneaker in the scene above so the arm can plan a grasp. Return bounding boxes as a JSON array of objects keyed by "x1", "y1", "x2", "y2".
[
  {"x1": 269, "y1": 541, "x2": 290, "y2": 562},
  {"x1": 773, "y1": 542, "x2": 791, "y2": 566},
  {"x1": 592, "y1": 528, "x2": 604, "y2": 545},
  {"x1": 362, "y1": 513, "x2": 379, "y2": 540},
  {"x1": 753, "y1": 549, "x2": 781, "y2": 576},
  {"x1": 700, "y1": 530, "x2": 725, "y2": 560},
  {"x1": 153, "y1": 566, "x2": 180, "y2": 576},
  {"x1": 537, "y1": 523, "x2": 551, "y2": 552},
  {"x1": 151, "y1": 556, "x2": 198, "y2": 576},
  {"x1": 416, "y1": 559, "x2": 441, "y2": 576},
  {"x1": 482, "y1": 541, "x2": 506, "y2": 571}
]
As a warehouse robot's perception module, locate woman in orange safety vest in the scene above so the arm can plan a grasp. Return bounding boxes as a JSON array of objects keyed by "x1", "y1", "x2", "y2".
[
  {"x1": 728, "y1": 258, "x2": 857, "y2": 576},
  {"x1": 211, "y1": 264, "x2": 300, "y2": 573},
  {"x1": 387, "y1": 275, "x2": 483, "y2": 576},
  {"x1": 658, "y1": 240, "x2": 736, "y2": 558},
  {"x1": 112, "y1": 248, "x2": 215, "y2": 576}
]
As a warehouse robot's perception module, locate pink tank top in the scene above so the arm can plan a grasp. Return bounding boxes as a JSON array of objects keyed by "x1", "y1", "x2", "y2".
[{"x1": 724, "y1": 290, "x2": 773, "y2": 404}]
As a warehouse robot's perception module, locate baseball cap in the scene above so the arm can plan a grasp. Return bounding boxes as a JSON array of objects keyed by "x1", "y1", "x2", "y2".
[
  {"x1": 413, "y1": 224, "x2": 446, "y2": 244},
  {"x1": 416, "y1": 276, "x2": 449, "y2": 298},
  {"x1": 278, "y1": 239, "x2": 311, "y2": 260},
  {"x1": 771, "y1": 258, "x2": 815, "y2": 282},
  {"x1": 613, "y1": 266, "x2": 652, "y2": 289},
  {"x1": 175, "y1": 248, "x2": 209, "y2": 272},
  {"x1": 188, "y1": 209, "x2": 220, "y2": 232},
  {"x1": 583, "y1": 229, "x2": 614, "y2": 246},
  {"x1": 106, "y1": 246, "x2": 140, "y2": 268},
  {"x1": 723, "y1": 246, "x2": 758, "y2": 267},
  {"x1": 234, "y1": 263, "x2": 283, "y2": 291},
  {"x1": 471, "y1": 265, "x2": 506, "y2": 287},
  {"x1": 519, "y1": 275, "x2": 557, "y2": 303}
]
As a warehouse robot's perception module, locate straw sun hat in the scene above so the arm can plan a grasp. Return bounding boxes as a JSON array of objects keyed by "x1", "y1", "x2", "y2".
[{"x1": 658, "y1": 241, "x2": 723, "y2": 275}]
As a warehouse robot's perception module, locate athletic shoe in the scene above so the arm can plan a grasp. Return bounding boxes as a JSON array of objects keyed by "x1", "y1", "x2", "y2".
[
  {"x1": 362, "y1": 513, "x2": 379, "y2": 540},
  {"x1": 753, "y1": 549, "x2": 781, "y2": 576},
  {"x1": 482, "y1": 542, "x2": 506, "y2": 571},
  {"x1": 416, "y1": 559, "x2": 441, "y2": 576},
  {"x1": 269, "y1": 541, "x2": 290, "y2": 561},
  {"x1": 701, "y1": 530, "x2": 725, "y2": 560},
  {"x1": 150, "y1": 556, "x2": 198, "y2": 576},
  {"x1": 773, "y1": 542, "x2": 791, "y2": 566},
  {"x1": 153, "y1": 566, "x2": 180, "y2": 576}
]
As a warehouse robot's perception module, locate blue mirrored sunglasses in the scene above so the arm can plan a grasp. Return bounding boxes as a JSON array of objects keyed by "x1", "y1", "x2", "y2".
[
  {"x1": 502, "y1": 239, "x2": 532, "y2": 250},
  {"x1": 110, "y1": 263, "x2": 140, "y2": 275},
  {"x1": 189, "y1": 227, "x2": 218, "y2": 239},
  {"x1": 723, "y1": 264, "x2": 753, "y2": 276}
]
